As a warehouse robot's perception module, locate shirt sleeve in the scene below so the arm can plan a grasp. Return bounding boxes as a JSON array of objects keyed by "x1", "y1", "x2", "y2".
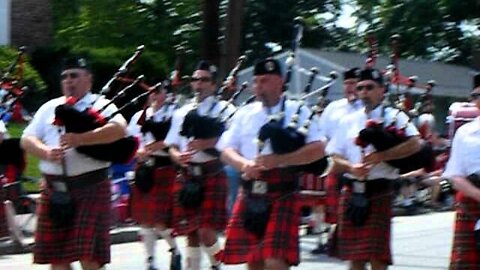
[
  {"x1": 299, "y1": 105, "x2": 325, "y2": 144},
  {"x1": 22, "y1": 102, "x2": 50, "y2": 139},
  {"x1": 442, "y1": 128, "x2": 465, "y2": 178},
  {"x1": 164, "y1": 108, "x2": 184, "y2": 147},
  {"x1": 394, "y1": 109, "x2": 419, "y2": 137},
  {"x1": 127, "y1": 111, "x2": 142, "y2": 136},
  {"x1": 325, "y1": 116, "x2": 347, "y2": 156},
  {"x1": 216, "y1": 110, "x2": 242, "y2": 152}
]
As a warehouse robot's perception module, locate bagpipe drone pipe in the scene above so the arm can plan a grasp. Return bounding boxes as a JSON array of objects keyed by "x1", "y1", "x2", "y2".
[
  {"x1": 354, "y1": 111, "x2": 435, "y2": 174},
  {"x1": 256, "y1": 68, "x2": 338, "y2": 175}
]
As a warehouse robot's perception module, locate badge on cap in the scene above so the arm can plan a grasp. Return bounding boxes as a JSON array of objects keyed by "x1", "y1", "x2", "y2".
[{"x1": 265, "y1": 60, "x2": 275, "y2": 72}]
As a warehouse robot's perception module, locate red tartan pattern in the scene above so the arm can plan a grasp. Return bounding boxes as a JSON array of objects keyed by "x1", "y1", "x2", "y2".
[
  {"x1": 450, "y1": 193, "x2": 480, "y2": 269},
  {"x1": 324, "y1": 173, "x2": 340, "y2": 224},
  {"x1": 0, "y1": 188, "x2": 8, "y2": 238},
  {"x1": 171, "y1": 171, "x2": 227, "y2": 235},
  {"x1": 222, "y1": 169, "x2": 301, "y2": 266},
  {"x1": 131, "y1": 166, "x2": 176, "y2": 226},
  {"x1": 334, "y1": 186, "x2": 393, "y2": 265},
  {"x1": 33, "y1": 179, "x2": 111, "y2": 265}
]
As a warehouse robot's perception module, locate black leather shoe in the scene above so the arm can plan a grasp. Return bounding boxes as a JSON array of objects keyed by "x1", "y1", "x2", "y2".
[
  {"x1": 310, "y1": 243, "x2": 327, "y2": 255},
  {"x1": 169, "y1": 248, "x2": 182, "y2": 270},
  {"x1": 211, "y1": 266, "x2": 221, "y2": 270}
]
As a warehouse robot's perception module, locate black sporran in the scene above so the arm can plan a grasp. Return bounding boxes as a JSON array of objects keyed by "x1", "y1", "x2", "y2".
[
  {"x1": 48, "y1": 190, "x2": 76, "y2": 228},
  {"x1": 242, "y1": 194, "x2": 272, "y2": 238},
  {"x1": 134, "y1": 163, "x2": 155, "y2": 193},
  {"x1": 178, "y1": 177, "x2": 204, "y2": 208},
  {"x1": 345, "y1": 193, "x2": 370, "y2": 227}
]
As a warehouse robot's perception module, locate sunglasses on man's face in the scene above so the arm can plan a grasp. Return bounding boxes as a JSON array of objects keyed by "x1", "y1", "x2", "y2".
[
  {"x1": 470, "y1": 92, "x2": 480, "y2": 100},
  {"x1": 60, "y1": 72, "x2": 80, "y2": 80},
  {"x1": 191, "y1": 76, "x2": 211, "y2": 83},
  {"x1": 356, "y1": 84, "x2": 376, "y2": 92}
]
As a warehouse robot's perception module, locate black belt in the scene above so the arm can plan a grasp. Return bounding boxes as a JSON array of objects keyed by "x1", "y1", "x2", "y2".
[
  {"x1": 152, "y1": 155, "x2": 173, "y2": 167},
  {"x1": 44, "y1": 168, "x2": 109, "y2": 191},
  {"x1": 341, "y1": 176, "x2": 392, "y2": 195},
  {"x1": 242, "y1": 180, "x2": 298, "y2": 194}
]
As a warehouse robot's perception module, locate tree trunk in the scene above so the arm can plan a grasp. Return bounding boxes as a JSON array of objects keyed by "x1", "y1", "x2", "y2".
[
  {"x1": 200, "y1": 0, "x2": 220, "y2": 66},
  {"x1": 220, "y1": 0, "x2": 245, "y2": 77}
]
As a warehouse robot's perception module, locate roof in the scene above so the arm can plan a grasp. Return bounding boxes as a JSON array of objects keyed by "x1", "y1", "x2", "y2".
[
  {"x1": 302, "y1": 48, "x2": 476, "y2": 98},
  {"x1": 236, "y1": 48, "x2": 477, "y2": 100}
]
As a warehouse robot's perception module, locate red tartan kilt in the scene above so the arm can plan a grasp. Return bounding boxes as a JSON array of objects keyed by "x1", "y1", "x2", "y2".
[
  {"x1": 34, "y1": 179, "x2": 111, "y2": 265},
  {"x1": 335, "y1": 185, "x2": 393, "y2": 265},
  {"x1": 131, "y1": 166, "x2": 176, "y2": 226},
  {"x1": 0, "y1": 189, "x2": 8, "y2": 238},
  {"x1": 298, "y1": 173, "x2": 325, "y2": 208},
  {"x1": 450, "y1": 193, "x2": 480, "y2": 269},
  {"x1": 324, "y1": 173, "x2": 340, "y2": 224},
  {"x1": 222, "y1": 169, "x2": 301, "y2": 266},
  {"x1": 171, "y1": 171, "x2": 227, "y2": 235}
]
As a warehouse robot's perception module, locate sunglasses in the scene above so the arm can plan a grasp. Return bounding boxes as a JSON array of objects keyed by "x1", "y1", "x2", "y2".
[
  {"x1": 60, "y1": 72, "x2": 80, "y2": 80},
  {"x1": 191, "y1": 76, "x2": 211, "y2": 83},
  {"x1": 471, "y1": 92, "x2": 480, "y2": 100},
  {"x1": 356, "y1": 84, "x2": 376, "y2": 91}
]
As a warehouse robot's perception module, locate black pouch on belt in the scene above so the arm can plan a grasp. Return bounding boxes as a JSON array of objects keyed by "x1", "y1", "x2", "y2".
[
  {"x1": 178, "y1": 177, "x2": 205, "y2": 209},
  {"x1": 48, "y1": 182, "x2": 76, "y2": 228},
  {"x1": 134, "y1": 161, "x2": 155, "y2": 193},
  {"x1": 242, "y1": 194, "x2": 272, "y2": 238},
  {"x1": 345, "y1": 181, "x2": 370, "y2": 227}
]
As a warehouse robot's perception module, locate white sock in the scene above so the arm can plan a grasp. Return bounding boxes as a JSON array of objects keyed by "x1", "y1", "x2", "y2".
[
  {"x1": 186, "y1": 246, "x2": 202, "y2": 270},
  {"x1": 140, "y1": 227, "x2": 157, "y2": 260},
  {"x1": 203, "y1": 241, "x2": 222, "y2": 267},
  {"x1": 157, "y1": 228, "x2": 179, "y2": 253}
]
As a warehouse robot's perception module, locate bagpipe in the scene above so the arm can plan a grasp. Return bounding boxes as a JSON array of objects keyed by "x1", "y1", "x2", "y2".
[
  {"x1": 179, "y1": 55, "x2": 248, "y2": 141},
  {"x1": 53, "y1": 46, "x2": 160, "y2": 164},
  {"x1": 0, "y1": 46, "x2": 29, "y2": 123},
  {"x1": 354, "y1": 108, "x2": 435, "y2": 174},
  {"x1": 256, "y1": 68, "x2": 338, "y2": 175},
  {"x1": 0, "y1": 47, "x2": 28, "y2": 174}
]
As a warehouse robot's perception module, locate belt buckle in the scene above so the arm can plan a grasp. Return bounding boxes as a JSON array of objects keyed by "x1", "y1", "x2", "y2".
[
  {"x1": 191, "y1": 165, "x2": 203, "y2": 177},
  {"x1": 353, "y1": 181, "x2": 366, "y2": 194},
  {"x1": 145, "y1": 158, "x2": 155, "y2": 167},
  {"x1": 252, "y1": 180, "x2": 268, "y2": 194},
  {"x1": 51, "y1": 181, "x2": 68, "y2": 192}
]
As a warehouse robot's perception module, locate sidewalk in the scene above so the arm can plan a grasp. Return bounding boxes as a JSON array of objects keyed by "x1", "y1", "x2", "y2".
[{"x1": 0, "y1": 224, "x2": 142, "y2": 256}]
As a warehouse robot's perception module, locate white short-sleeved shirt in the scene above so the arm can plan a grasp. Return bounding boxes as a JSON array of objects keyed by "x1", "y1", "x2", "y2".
[
  {"x1": 164, "y1": 95, "x2": 235, "y2": 163},
  {"x1": 216, "y1": 96, "x2": 325, "y2": 160},
  {"x1": 443, "y1": 118, "x2": 480, "y2": 178},
  {"x1": 128, "y1": 105, "x2": 175, "y2": 157},
  {"x1": 0, "y1": 120, "x2": 7, "y2": 135},
  {"x1": 319, "y1": 98, "x2": 363, "y2": 141},
  {"x1": 22, "y1": 92, "x2": 127, "y2": 176},
  {"x1": 326, "y1": 105, "x2": 419, "y2": 180}
]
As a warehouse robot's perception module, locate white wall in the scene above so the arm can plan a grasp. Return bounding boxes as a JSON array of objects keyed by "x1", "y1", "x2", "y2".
[{"x1": 0, "y1": 0, "x2": 11, "y2": 45}]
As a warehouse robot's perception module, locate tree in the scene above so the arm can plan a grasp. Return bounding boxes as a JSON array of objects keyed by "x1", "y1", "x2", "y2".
[{"x1": 352, "y1": 0, "x2": 480, "y2": 65}]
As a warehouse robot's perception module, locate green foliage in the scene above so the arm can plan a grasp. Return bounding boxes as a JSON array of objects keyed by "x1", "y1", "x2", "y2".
[{"x1": 351, "y1": 0, "x2": 480, "y2": 64}]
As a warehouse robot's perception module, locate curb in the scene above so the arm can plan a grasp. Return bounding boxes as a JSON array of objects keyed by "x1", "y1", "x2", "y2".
[{"x1": 0, "y1": 225, "x2": 141, "y2": 256}]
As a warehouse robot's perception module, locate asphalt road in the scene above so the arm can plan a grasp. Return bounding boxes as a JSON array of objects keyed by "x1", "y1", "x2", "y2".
[{"x1": 0, "y1": 211, "x2": 454, "y2": 269}]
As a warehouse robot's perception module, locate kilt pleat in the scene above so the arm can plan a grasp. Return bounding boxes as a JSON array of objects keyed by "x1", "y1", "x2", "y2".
[
  {"x1": 0, "y1": 189, "x2": 8, "y2": 238},
  {"x1": 222, "y1": 169, "x2": 301, "y2": 266},
  {"x1": 450, "y1": 193, "x2": 480, "y2": 270},
  {"x1": 131, "y1": 166, "x2": 176, "y2": 226},
  {"x1": 334, "y1": 186, "x2": 393, "y2": 265},
  {"x1": 171, "y1": 171, "x2": 227, "y2": 235},
  {"x1": 33, "y1": 179, "x2": 111, "y2": 265},
  {"x1": 325, "y1": 173, "x2": 340, "y2": 224}
]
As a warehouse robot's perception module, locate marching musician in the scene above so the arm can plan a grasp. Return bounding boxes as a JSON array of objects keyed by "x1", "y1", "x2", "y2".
[
  {"x1": 326, "y1": 68, "x2": 421, "y2": 270},
  {"x1": 21, "y1": 57, "x2": 127, "y2": 270},
  {"x1": 217, "y1": 58, "x2": 325, "y2": 270},
  {"x1": 442, "y1": 73, "x2": 480, "y2": 269},
  {"x1": 127, "y1": 82, "x2": 181, "y2": 270},
  {"x1": 311, "y1": 67, "x2": 363, "y2": 254},
  {"x1": 164, "y1": 60, "x2": 234, "y2": 270}
]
